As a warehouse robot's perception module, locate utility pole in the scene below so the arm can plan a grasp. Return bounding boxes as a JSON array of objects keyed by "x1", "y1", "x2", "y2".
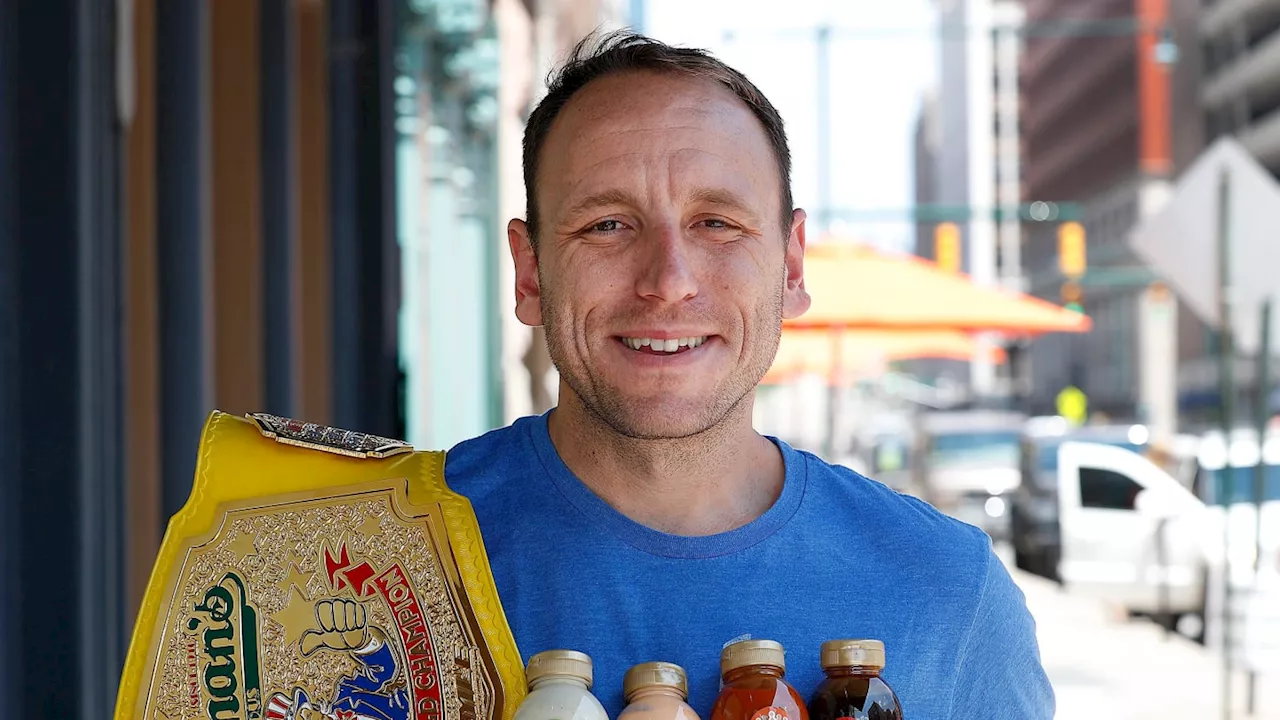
[
  {"x1": 1247, "y1": 296, "x2": 1271, "y2": 716},
  {"x1": 816, "y1": 23, "x2": 831, "y2": 237},
  {"x1": 1217, "y1": 167, "x2": 1235, "y2": 720}
]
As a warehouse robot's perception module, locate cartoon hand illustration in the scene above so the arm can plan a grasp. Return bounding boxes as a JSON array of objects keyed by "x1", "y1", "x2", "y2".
[{"x1": 300, "y1": 598, "x2": 369, "y2": 656}]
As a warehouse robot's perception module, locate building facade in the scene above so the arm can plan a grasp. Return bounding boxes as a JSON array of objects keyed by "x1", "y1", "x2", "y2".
[
  {"x1": 496, "y1": 0, "x2": 629, "y2": 424},
  {"x1": 1177, "y1": 0, "x2": 1280, "y2": 417},
  {"x1": 0, "y1": 0, "x2": 630, "y2": 714},
  {"x1": 2, "y1": 1, "x2": 411, "y2": 714},
  {"x1": 1018, "y1": 0, "x2": 1204, "y2": 419},
  {"x1": 914, "y1": 0, "x2": 1025, "y2": 396},
  {"x1": 1201, "y1": 0, "x2": 1280, "y2": 173}
]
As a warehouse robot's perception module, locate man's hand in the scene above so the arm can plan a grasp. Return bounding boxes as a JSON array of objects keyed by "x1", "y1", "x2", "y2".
[{"x1": 300, "y1": 598, "x2": 369, "y2": 656}]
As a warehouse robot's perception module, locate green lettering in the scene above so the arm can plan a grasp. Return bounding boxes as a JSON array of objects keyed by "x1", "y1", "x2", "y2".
[
  {"x1": 207, "y1": 694, "x2": 242, "y2": 719},
  {"x1": 203, "y1": 621, "x2": 235, "y2": 660},
  {"x1": 195, "y1": 585, "x2": 235, "y2": 624},
  {"x1": 204, "y1": 657, "x2": 238, "y2": 698}
]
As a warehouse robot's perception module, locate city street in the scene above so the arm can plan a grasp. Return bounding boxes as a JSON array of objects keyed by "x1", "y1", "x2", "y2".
[{"x1": 1013, "y1": 565, "x2": 1280, "y2": 718}]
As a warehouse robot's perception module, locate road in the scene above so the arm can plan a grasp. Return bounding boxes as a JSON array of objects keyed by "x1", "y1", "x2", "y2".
[{"x1": 1013, "y1": 566, "x2": 1280, "y2": 718}]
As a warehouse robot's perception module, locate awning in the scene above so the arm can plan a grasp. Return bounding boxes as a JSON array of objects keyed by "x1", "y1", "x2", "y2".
[
  {"x1": 786, "y1": 243, "x2": 1092, "y2": 334},
  {"x1": 763, "y1": 327, "x2": 1007, "y2": 385}
]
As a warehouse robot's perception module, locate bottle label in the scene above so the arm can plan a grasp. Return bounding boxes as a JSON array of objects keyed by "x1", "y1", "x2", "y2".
[{"x1": 750, "y1": 707, "x2": 790, "y2": 720}]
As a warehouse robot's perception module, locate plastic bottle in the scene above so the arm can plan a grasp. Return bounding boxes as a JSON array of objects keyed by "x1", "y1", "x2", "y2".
[
  {"x1": 709, "y1": 640, "x2": 808, "y2": 720},
  {"x1": 806, "y1": 640, "x2": 902, "y2": 720},
  {"x1": 619, "y1": 662, "x2": 701, "y2": 720},
  {"x1": 513, "y1": 649, "x2": 610, "y2": 720}
]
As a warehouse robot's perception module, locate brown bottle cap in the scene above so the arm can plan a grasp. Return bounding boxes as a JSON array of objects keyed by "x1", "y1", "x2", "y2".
[
  {"x1": 526, "y1": 650, "x2": 593, "y2": 689},
  {"x1": 820, "y1": 639, "x2": 886, "y2": 670},
  {"x1": 623, "y1": 662, "x2": 689, "y2": 701},
  {"x1": 720, "y1": 639, "x2": 786, "y2": 675}
]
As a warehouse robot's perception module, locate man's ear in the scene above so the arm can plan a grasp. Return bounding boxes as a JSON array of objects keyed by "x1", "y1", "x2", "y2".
[
  {"x1": 509, "y1": 219, "x2": 544, "y2": 327},
  {"x1": 782, "y1": 208, "x2": 811, "y2": 320}
]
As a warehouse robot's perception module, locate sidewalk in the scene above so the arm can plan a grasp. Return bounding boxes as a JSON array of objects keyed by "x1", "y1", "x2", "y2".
[{"x1": 1013, "y1": 568, "x2": 1280, "y2": 719}]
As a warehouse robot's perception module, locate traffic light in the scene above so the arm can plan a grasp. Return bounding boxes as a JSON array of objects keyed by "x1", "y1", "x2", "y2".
[
  {"x1": 934, "y1": 222, "x2": 961, "y2": 273},
  {"x1": 1058, "y1": 221, "x2": 1086, "y2": 279},
  {"x1": 1061, "y1": 280, "x2": 1083, "y2": 313}
]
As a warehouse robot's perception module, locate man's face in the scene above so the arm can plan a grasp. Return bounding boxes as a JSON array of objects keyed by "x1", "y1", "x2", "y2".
[{"x1": 510, "y1": 71, "x2": 810, "y2": 439}]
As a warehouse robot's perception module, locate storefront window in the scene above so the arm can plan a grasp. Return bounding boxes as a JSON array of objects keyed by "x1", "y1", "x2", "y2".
[{"x1": 395, "y1": 0, "x2": 501, "y2": 449}]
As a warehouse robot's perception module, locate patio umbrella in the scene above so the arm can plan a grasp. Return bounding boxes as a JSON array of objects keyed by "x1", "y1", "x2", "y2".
[
  {"x1": 780, "y1": 241, "x2": 1091, "y2": 457},
  {"x1": 763, "y1": 327, "x2": 1007, "y2": 385},
  {"x1": 786, "y1": 242, "x2": 1092, "y2": 333}
]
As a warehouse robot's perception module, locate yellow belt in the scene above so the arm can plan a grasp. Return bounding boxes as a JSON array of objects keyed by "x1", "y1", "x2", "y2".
[{"x1": 114, "y1": 411, "x2": 526, "y2": 720}]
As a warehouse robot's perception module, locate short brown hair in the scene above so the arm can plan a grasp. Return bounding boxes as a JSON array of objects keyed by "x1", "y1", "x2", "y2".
[{"x1": 522, "y1": 31, "x2": 793, "y2": 246}]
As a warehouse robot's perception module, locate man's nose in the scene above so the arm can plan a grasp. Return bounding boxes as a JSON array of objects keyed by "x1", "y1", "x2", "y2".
[{"x1": 635, "y1": 226, "x2": 698, "y2": 303}]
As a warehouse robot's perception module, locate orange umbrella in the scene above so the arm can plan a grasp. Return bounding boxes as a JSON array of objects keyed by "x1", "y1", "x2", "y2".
[
  {"x1": 763, "y1": 328, "x2": 1007, "y2": 385},
  {"x1": 786, "y1": 242, "x2": 1092, "y2": 333}
]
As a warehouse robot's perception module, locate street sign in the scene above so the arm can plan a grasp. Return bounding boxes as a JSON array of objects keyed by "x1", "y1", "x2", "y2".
[
  {"x1": 1129, "y1": 138, "x2": 1280, "y2": 354},
  {"x1": 1057, "y1": 385, "x2": 1088, "y2": 426}
]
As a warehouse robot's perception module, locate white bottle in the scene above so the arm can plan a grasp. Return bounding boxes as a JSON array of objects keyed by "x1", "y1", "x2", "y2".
[{"x1": 514, "y1": 649, "x2": 610, "y2": 720}]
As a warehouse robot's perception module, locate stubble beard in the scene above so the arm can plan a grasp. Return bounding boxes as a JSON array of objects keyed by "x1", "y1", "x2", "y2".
[{"x1": 539, "y1": 275, "x2": 786, "y2": 442}]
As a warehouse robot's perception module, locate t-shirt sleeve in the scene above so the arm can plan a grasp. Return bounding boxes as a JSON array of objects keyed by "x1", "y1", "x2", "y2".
[{"x1": 947, "y1": 546, "x2": 1055, "y2": 719}]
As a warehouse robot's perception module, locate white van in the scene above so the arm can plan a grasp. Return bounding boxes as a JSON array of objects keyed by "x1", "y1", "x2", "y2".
[{"x1": 1055, "y1": 434, "x2": 1280, "y2": 664}]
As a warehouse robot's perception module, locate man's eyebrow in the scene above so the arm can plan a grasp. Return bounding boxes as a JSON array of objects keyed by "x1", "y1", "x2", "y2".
[
  {"x1": 687, "y1": 188, "x2": 762, "y2": 223},
  {"x1": 559, "y1": 187, "x2": 764, "y2": 224},
  {"x1": 561, "y1": 189, "x2": 642, "y2": 219}
]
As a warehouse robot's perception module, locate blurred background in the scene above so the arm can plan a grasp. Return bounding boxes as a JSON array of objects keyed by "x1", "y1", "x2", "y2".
[{"x1": 1, "y1": 0, "x2": 1279, "y2": 717}]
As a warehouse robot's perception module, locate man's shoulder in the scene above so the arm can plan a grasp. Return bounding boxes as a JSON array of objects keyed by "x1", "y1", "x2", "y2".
[
  {"x1": 442, "y1": 416, "x2": 540, "y2": 500},
  {"x1": 797, "y1": 448, "x2": 994, "y2": 571}
]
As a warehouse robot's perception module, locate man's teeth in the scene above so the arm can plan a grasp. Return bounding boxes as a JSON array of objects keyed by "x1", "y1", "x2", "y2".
[{"x1": 622, "y1": 336, "x2": 708, "y2": 352}]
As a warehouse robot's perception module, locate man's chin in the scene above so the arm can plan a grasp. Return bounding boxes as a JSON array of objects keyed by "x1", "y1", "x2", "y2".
[{"x1": 593, "y1": 399, "x2": 728, "y2": 440}]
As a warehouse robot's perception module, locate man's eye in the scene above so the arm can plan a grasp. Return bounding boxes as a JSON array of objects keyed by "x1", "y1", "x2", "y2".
[
  {"x1": 589, "y1": 219, "x2": 625, "y2": 233},
  {"x1": 698, "y1": 218, "x2": 733, "y2": 230}
]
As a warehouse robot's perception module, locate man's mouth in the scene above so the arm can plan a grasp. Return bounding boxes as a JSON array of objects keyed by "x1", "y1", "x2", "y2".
[{"x1": 619, "y1": 336, "x2": 709, "y2": 354}]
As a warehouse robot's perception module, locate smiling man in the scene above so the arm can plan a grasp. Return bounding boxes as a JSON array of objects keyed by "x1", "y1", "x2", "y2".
[{"x1": 445, "y1": 32, "x2": 1053, "y2": 719}]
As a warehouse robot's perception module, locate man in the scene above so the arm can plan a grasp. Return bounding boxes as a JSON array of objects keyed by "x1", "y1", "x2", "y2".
[{"x1": 446, "y1": 31, "x2": 1053, "y2": 718}]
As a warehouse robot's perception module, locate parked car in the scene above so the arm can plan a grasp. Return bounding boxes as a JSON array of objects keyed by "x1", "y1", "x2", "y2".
[
  {"x1": 1054, "y1": 431, "x2": 1279, "y2": 651},
  {"x1": 907, "y1": 410, "x2": 1027, "y2": 540},
  {"x1": 1012, "y1": 420, "x2": 1149, "y2": 581}
]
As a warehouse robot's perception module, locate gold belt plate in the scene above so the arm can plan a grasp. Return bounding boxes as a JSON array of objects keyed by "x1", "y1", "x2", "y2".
[{"x1": 114, "y1": 411, "x2": 526, "y2": 720}]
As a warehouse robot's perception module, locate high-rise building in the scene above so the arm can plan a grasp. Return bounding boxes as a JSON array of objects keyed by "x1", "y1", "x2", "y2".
[
  {"x1": 915, "y1": 0, "x2": 1025, "y2": 396},
  {"x1": 1018, "y1": 0, "x2": 1203, "y2": 418},
  {"x1": 1201, "y1": 0, "x2": 1280, "y2": 175},
  {"x1": 914, "y1": 90, "x2": 942, "y2": 261}
]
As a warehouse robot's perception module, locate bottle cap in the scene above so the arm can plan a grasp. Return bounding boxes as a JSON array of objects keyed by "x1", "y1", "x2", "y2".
[
  {"x1": 720, "y1": 639, "x2": 785, "y2": 675},
  {"x1": 526, "y1": 650, "x2": 593, "y2": 689},
  {"x1": 623, "y1": 662, "x2": 689, "y2": 701},
  {"x1": 820, "y1": 639, "x2": 886, "y2": 670}
]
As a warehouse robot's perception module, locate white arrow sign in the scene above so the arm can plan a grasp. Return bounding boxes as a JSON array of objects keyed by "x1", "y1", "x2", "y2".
[{"x1": 1129, "y1": 137, "x2": 1280, "y2": 355}]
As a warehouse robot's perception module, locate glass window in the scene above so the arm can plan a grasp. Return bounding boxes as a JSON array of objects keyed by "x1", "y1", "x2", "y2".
[
  {"x1": 873, "y1": 438, "x2": 910, "y2": 472},
  {"x1": 1079, "y1": 467, "x2": 1143, "y2": 511},
  {"x1": 929, "y1": 431, "x2": 1021, "y2": 467},
  {"x1": 1203, "y1": 465, "x2": 1280, "y2": 505},
  {"x1": 1035, "y1": 440, "x2": 1142, "y2": 472}
]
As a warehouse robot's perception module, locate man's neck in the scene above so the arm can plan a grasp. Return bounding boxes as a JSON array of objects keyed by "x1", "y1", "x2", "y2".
[{"x1": 546, "y1": 388, "x2": 785, "y2": 537}]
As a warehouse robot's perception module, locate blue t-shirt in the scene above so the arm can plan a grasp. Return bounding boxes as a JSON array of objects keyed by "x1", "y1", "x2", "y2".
[{"x1": 445, "y1": 414, "x2": 1053, "y2": 719}]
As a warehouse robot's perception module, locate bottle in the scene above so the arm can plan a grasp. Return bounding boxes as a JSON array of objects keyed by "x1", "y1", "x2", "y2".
[
  {"x1": 806, "y1": 640, "x2": 902, "y2": 720},
  {"x1": 709, "y1": 640, "x2": 808, "y2": 720},
  {"x1": 513, "y1": 649, "x2": 610, "y2": 720},
  {"x1": 619, "y1": 662, "x2": 701, "y2": 720}
]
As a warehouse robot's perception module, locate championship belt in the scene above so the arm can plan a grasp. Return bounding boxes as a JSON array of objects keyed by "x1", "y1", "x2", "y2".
[{"x1": 114, "y1": 411, "x2": 526, "y2": 720}]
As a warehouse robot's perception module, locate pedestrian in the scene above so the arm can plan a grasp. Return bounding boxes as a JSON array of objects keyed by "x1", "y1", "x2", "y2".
[{"x1": 445, "y1": 30, "x2": 1054, "y2": 719}]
